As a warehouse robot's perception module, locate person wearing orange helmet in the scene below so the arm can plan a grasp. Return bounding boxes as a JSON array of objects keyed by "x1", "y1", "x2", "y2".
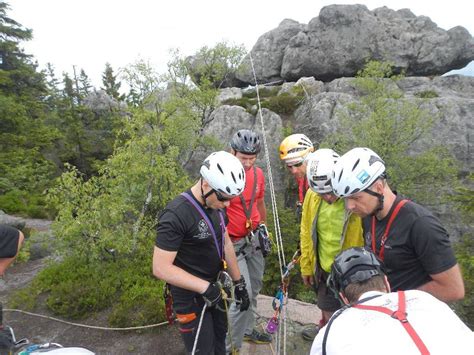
[{"x1": 279, "y1": 134, "x2": 315, "y2": 218}]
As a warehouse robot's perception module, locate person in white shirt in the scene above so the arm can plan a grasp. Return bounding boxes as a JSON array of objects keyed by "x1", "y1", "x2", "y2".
[{"x1": 311, "y1": 247, "x2": 473, "y2": 355}]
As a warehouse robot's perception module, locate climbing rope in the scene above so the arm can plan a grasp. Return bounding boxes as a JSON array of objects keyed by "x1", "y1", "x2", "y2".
[
  {"x1": 248, "y1": 51, "x2": 292, "y2": 355},
  {"x1": 3, "y1": 308, "x2": 168, "y2": 330}
]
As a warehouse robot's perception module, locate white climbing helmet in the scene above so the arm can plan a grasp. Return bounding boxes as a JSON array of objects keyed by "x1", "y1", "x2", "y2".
[
  {"x1": 200, "y1": 151, "x2": 246, "y2": 196},
  {"x1": 331, "y1": 147, "x2": 386, "y2": 198},
  {"x1": 306, "y1": 149, "x2": 340, "y2": 194}
]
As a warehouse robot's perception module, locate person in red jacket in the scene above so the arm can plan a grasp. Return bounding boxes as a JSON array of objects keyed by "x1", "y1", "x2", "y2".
[{"x1": 226, "y1": 129, "x2": 272, "y2": 352}]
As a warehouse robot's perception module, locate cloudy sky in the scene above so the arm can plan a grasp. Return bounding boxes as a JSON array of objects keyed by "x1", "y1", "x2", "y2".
[{"x1": 8, "y1": 0, "x2": 474, "y2": 87}]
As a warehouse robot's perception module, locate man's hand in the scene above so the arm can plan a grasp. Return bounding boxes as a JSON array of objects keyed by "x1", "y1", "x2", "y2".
[
  {"x1": 302, "y1": 275, "x2": 315, "y2": 288},
  {"x1": 234, "y1": 277, "x2": 250, "y2": 312},
  {"x1": 201, "y1": 282, "x2": 223, "y2": 307}
]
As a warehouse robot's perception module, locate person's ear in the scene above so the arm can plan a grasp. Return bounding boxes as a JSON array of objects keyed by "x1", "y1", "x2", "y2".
[{"x1": 201, "y1": 179, "x2": 210, "y2": 189}]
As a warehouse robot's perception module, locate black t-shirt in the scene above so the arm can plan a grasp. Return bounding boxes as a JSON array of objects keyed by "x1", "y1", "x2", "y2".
[
  {"x1": 0, "y1": 224, "x2": 20, "y2": 258},
  {"x1": 362, "y1": 195, "x2": 457, "y2": 291},
  {"x1": 155, "y1": 190, "x2": 228, "y2": 282}
]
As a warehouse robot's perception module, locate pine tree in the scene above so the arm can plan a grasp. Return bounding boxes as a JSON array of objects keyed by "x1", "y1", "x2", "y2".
[{"x1": 101, "y1": 62, "x2": 123, "y2": 100}]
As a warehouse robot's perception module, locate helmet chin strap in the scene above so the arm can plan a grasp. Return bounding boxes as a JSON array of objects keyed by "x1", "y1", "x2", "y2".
[
  {"x1": 200, "y1": 179, "x2": 213, "y2": 208},
  {"x1": 364, "y1": 188, "x2": 384, "y2": 216}
]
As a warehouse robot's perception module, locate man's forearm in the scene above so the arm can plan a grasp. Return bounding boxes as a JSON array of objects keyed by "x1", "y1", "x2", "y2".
[{"x1": 154, "y1": 263, "x2": 209, "y2": 294}]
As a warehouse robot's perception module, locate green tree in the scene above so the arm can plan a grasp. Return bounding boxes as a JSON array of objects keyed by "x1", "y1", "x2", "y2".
[
  {"x1": 164, "y1": 42, "x2": 246, "y2": 166},
  {"x1": 0, "y1": 1, "x2": 59, "y2": 217},
  {"x1": 322, "y1": 61, "x2": 458, "y2": 204},
  {"x1": 101, "y1": 62, "x2": 123, "y2": 100}
]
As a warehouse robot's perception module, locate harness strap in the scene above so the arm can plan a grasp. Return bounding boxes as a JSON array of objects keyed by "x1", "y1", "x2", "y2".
[
  {"x1": 371, "y1": 199, "x2": 409, "y2": 260},
  {"x1": 181, "y1": 192, "x2": 226, "y2": 261},
  {"x1": 239, "y1": 166, "x2": 258, "y2": 231},
  {"x1": 354, "y1": 291, "x2": 430, "y2": 355}
]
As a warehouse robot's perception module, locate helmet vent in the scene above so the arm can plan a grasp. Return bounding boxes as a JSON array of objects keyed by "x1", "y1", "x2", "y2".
[
  {"x1": 231, "y1": 171, "x2": 236, "y2": 184},
  {"x1": 338, "y1": 169, "x2": 343, "y2": 182},
  {"x1": 344, "y1": 186, "x2": 350, "y2": 194},
  {"x1": 226, "y1": 186, "x2": 231, "y2": 193},
  {"x1": 352, "y1": 158, "x2": 360, "y2": 171},
  {"x1": 217, "y1": 163, "x2": 224, "y2": 175}
]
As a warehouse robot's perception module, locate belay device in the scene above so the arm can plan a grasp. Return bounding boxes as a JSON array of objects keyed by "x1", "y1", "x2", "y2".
[{"x1": 253, "y1": 223, "x2": 272, "y2": 257}]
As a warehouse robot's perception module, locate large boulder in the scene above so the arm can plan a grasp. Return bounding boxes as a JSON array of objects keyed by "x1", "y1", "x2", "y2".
[
  {"x1": 236, "y1": 5, "x2": 474, "y2": 85},
  {"x1": 236, "y1": 19, "x2": 305, "y2": 85}
]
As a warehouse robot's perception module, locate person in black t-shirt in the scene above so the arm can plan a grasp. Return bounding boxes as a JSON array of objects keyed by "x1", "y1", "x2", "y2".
[
  {"x1": 153, "y1": 151, "x2": 250, "y2": 355},
  {"x1": 0, "y1": 224, "x2": 24, "y2": 276},
  {"x1": 331, "y1": 147, "x2": 464, "y2": 303}
]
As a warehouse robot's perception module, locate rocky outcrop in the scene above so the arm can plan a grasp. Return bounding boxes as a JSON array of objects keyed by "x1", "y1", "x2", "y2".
[
  {"x1": 208, "y1": 75, "x2": 473, "y2": 240},
  {"x1": 235, "y1": 5, "x2": 474, "y2": 85}
]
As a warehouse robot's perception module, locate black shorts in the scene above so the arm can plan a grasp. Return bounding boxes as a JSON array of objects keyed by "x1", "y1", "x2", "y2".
[
  {"x1": 0, "y1": 225, "x2": 20, "y2": 258},
  {"x1": 316, "y1": 270, "x2": 342, "y2": 312}
]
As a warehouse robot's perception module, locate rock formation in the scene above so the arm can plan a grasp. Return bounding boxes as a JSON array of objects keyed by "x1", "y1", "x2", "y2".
[{"x1": 235, "y1": 5, "x2": 474, "y2": 85}]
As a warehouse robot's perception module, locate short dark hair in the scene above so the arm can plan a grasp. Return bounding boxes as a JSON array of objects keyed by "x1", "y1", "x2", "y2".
[{"x1": 343, "y1": 275, "x2": 386, "y2": 303}]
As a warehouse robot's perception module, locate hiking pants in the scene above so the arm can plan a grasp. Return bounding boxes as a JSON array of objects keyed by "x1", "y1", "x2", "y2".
[
  {"x1": 226, "y1": 236, "x2": 265, "y2": 351},
  {"x1": 170, "y1": 285, "x2": 228, "y2": 355}
]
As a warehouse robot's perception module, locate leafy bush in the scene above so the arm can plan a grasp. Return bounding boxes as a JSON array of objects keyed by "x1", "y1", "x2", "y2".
[
  {"x1": 322, "y1": 61, "x2": 458, "y2": 205},
  {"x1": 263, "y1": 204, "x2": 309, "y2": 301},
  {"x1": 414, "y1": 90, "x2": 439, "y2": 98},
  {"x1": 450, "y1": 174, "x2": 474, "y2": 328},
  {"x1": 260, "y1": 93, "x2": 304, "y2": 115}
]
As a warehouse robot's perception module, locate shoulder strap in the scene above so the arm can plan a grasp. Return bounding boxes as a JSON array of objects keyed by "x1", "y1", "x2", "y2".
[
  {"x1": 322, "y1": 294, "x2": 382, "y2": 355},
  {"x1": 354, "y1": 291, "x2": 430, "y2": 355},
  {"x1": 180, "y1": 192, "x2": 226, "y2": 260},
  {"x1": 239, "y1": 166, "x2": 257, "y2": 225},
  {"x1": 371, "y1": 199, "x2": 409, "y2": 260}
]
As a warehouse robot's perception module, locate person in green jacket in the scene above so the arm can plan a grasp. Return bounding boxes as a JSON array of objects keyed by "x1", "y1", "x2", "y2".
[{"x1": 299, "y1": 149, "x2": 364, "y2": 341}]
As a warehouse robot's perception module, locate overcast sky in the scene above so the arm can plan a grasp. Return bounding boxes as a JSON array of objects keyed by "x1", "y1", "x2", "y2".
[{"x1": 7, "y1": 0, "x2": 474, "y2": 87}]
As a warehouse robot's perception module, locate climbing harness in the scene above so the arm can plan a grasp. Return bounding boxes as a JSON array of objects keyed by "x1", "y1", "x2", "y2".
[
  {"x1": 322, "y1": 291, "x2": 429, "y2": 355},
  {"x1": 163, "y1": 283, "x2": 175, "y2": 325}
]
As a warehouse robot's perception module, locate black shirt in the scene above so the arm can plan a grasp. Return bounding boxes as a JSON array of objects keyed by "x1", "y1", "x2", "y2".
[
  {"x1": 155, "y1": 190, "x2": 228, "y2": 282},
  {"x1": 0, "y1": 224, "x2": 20, "y2": 258},
  {"x1": 362, "y1": 195, "x2": 457, "y2": 291}
]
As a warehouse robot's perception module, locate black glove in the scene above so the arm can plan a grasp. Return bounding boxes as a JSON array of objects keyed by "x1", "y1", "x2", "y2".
[
  {"x1": 201, "y1": 282, "x2": 222, "y2": 308},
  {"x1": 234, "y1": 277, "x2": 250, "y2": 312}
]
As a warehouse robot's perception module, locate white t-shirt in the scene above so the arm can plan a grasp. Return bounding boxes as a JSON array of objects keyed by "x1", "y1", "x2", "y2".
[{"x1": 311, "y1": 290, "x2": 473, "y2": 355}]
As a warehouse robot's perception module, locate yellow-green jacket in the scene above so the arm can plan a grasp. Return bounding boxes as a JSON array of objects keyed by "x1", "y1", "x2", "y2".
[{"x1": 300, "y1": 189, "x2": 363, "y2": 276}]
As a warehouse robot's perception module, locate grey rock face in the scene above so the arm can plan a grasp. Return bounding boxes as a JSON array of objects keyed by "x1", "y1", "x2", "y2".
[
  {"x1": 83, "y1": 90, "x2": 127, "y2": 112},
  {"x1": 237, "y1": 5, "x2": 474, "y2": 85},
  {"x1": 184, "y1": 105, "x2": 285, "y2": 192}
]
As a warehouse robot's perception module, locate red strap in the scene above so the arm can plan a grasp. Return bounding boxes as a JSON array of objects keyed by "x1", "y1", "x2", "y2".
[
  {"x1": 354, "y1": 291, "x2": 430, "y2": 355},
  {"x1": 371, "y1": 199, "x2": 409, "y2": 261},
  {"x1": 297, "y1": 177, "x2": 308, "y2": 203}
]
